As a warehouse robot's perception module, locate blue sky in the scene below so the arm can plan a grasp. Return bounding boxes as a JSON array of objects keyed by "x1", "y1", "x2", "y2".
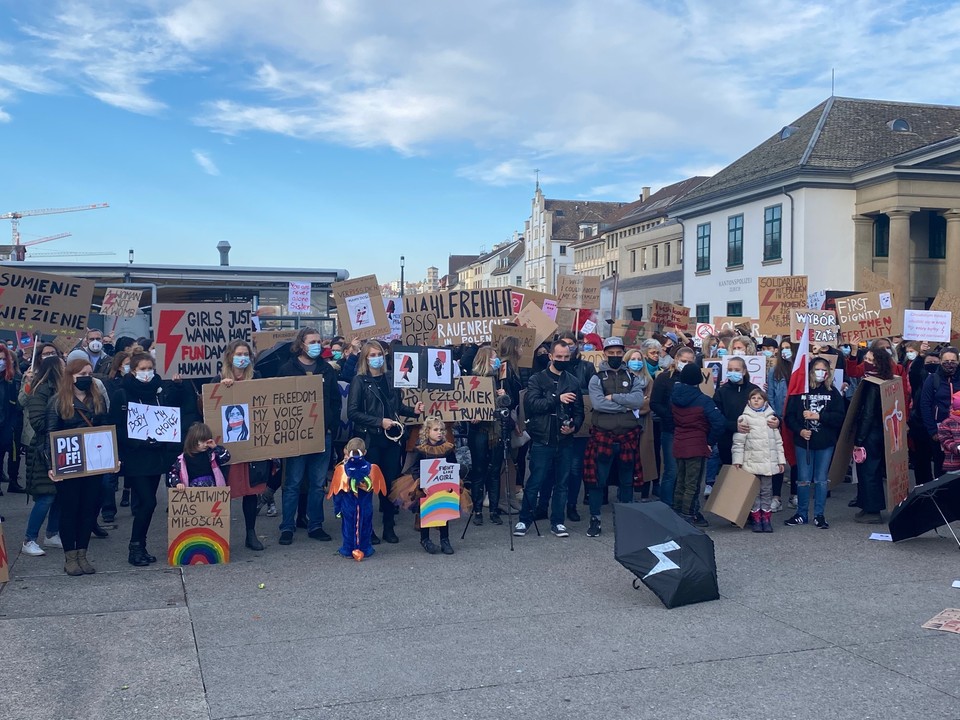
[{"x1": 2, "y1": 0, "x2": 960, "y2": 284}]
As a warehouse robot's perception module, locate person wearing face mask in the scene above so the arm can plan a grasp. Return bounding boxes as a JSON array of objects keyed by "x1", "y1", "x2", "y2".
[
  {"x1": 728, "y1": 336, "x2": 756, "y2": 357},
  {"x1": 348, "y1": 341, "x2": 424, "y2": 544},
  {"x1": 335, "y1": 336, "x2": 363, "y2": 383},
  {"x1": 78, "y1": 328, "x2": 113, "y2": 375},
  {"x1": 44, "y1": 359, "x2": 112, "y2": 576},
  {"x1": 906, "y1": 349, "x2": 941, "y2": 486},
  {"x1": 848, "y1": 339, "x2": 912, "y2": 408},
  {"x1": 582, "y1": 338, "x2": 647, "y2": 537},
  {"x1": 918, "y1": 346, "x2": 960, "y2": 484},
  {"x1": 713, "y1": 357, "x2": 761, "y2": 468},
  {"x1": 114, "y1": 351, "x2": 184, "y2": 566},
  {"x1": 851, "y1": 349, "x2": 895, "y2": 523},
  {"x1": 767, "y1": 341, "x2": 798, "y2": 511},
  {"x1": 275, "y1": 328, "x2": 342, "y2": 546},
  {"x1": 0, "y1": 343, "x2": 24, "y2": 497},
  {"x1": 649, "y1": 346, "x2": 697, "y2": 507}
]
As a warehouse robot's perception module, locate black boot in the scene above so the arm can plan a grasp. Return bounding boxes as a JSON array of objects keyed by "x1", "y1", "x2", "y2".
[
  {"x1": 120, "y1": 488, "x2": 130, "y2": 507},
  {"x1": 92, "y1": 524, "x2": 109, "y2": 539},
  {"x1": 128, "y1": 542, "x2": 150, "y2": 567},
  {"x1": 142, "y1": 545, "x2": 157, "y2": 563},
  {"x1": 246, "y1": 528, "x2": 264, "y2": 551},
  {"x1": 6, "y1": 478, "x2": 25, "y2": 494}
]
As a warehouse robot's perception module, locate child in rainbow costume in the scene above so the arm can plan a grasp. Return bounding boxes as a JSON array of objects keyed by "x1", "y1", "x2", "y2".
[{"x1": 327, "y1": 438, "x2": 385, "y2": 560}]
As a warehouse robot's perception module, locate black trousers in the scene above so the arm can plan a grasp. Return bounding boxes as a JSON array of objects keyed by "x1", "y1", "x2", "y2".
[
  {"x1": 127, "y1": 474, "x2": 161, "y2": 544},
  {"x1": 55, "y1": 475, "x2": 101, "y2": 552},
  {"x1": 364, "y1": 434, "x2": 402, "y2": 529}
]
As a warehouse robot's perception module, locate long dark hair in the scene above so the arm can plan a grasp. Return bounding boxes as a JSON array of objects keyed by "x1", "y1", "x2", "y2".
[
  {"x1": 773, "y1": 342, "x2": 795, "y2": 382},
  {"x1": 871, "y1": 346, "x2": 895, "y2": 380}
]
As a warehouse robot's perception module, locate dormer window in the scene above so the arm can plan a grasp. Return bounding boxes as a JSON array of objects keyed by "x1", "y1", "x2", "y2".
[
  {"x1": 887, "y1": 118, "x2": 911, "y2": 132},
  {"x1": 779, "y1": 125, "x2": 799, "y2": 140}
]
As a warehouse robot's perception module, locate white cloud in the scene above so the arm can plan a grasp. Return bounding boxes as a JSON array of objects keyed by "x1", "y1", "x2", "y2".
[
  {"x1": 0, "y1": 107, "x2": 10, "y2": 123},
  {"x1": 192, "y1": 149, "x2": 220, "y2": 176}
]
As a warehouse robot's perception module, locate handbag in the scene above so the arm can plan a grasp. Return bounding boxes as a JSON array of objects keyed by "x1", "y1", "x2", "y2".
[{"x1": 248, "y1": 460, "x2": 272, "y2": 487}]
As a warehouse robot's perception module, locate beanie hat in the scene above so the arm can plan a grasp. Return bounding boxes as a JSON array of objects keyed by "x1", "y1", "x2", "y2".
[
  {"x1": 680, "y1": 363, "x2": 702, "y2": 386},
  {"x1": 66, "y1": 349, "x2": 89, "y2": 366},
  {"x1": 585, "y1": 333, "x2": 603, "y2": 348}
]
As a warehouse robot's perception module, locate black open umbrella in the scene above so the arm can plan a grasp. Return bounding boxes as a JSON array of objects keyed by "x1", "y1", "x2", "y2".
[
  {"x1": 888, "y1": 471, "x2": 960, "y2": 548},
  {"x1": 614, "y1": 502, "x2": 719, "y2": 609},
  {"x1": 254, "y1": 340, "x2": 293, "y2": 379}
]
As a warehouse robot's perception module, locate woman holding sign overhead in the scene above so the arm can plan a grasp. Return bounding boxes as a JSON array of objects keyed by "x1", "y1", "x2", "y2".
[
  {"x1": 348, "y1": 341, "x2": 424, "y2": 544},
  {"x1": 44, "y1": 358, "x2": 111, "y2": 576},
  {"x1": 114, "y1": 352, "x2": 183, "y2": 567}
]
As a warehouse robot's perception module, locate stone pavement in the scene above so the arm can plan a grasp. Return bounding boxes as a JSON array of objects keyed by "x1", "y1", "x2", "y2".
[{"x1": 1, "y1": 483, "x2": 959, "y2": 720}]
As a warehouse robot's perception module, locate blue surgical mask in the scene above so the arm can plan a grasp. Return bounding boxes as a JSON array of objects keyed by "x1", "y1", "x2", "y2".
[
  {"x1": 306, "y1": 343, "x2": 322, "y2": 359},
  {"x1": 627, "y1": 360, "x2": 643, "y2": 372},
  {"x1": 491, "y1": 357, "x2": 502, "y2": 371},
  {"x1": 332, "y1": 350, "x2": 343, "y2": 361},
  {"x1": 781, "y1": 348, "x2": 793, "y2": 360},
  {"x1": 762, "y1": 350, "x2": 774, "y2": 358},
  {"x1": 368, "y1": 355, "x2": 385, "y2": 370},
  {"x1": 717, "y1": 348, "x2": 728, "y2": 357},
  {"x1": 232, "y1": 355, "x2": 251, "y2": 369},
  {"x1": 906, "y1": 351, "x2": 918, "y2": 361},
  {"x1": 583, "y1": 344, "x2": 594, "y2": 351},
  {"x1": 840, "y1": 345, "x2": 851, "y2": 356},
  {"x1": 726, "y1": 371, "x2": 744, "y2": 383}
]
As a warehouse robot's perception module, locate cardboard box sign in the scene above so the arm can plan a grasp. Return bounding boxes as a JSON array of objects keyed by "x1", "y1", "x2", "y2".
[
  {"x1": 330, "y1": 274, "x2": 392, "y2": 341},
  {"x1": 401, "y1": 288, "x2": 513, "y2": 346},
  {"x1": 400, "y1": 376, "x2": 496, "y2": 424},
  {"x1": 491, "y1": 324, "x2": 538, "y2": 368},
  {"x1": 757, "y1": 275, "x2": 809, "y2": 334},
  {"x1": 167, "y1": 487, "x2": 231, "y2": 566},
  {"x1": 790, "y1": 309, "x2": 839, "y2": 344},
  {"x1": 0, "y1": 267, "x2": 96, "y2": 336},
  {"x1": 713, "y1": 316, "x2": 762, "y2": 338},
  {"x1": 834, "y1": 291, "x2": 901, "y2": 344},
  {"x1": 703, "y1": 465, "x2": 761, "y2": 528},
  {"x1": 0, "y1": 519, "x2": 10, "y2": 584},
  {"x1": 556, "y1": 275, "x2": 601, "y2": 309},
  {"x1": 152, "y1": 303, "x2": 253, "y2": 379},
  {"x1": 251, "y1": 330, "x2": 298, "y2": 355},
  {"x1": 99, "y1": 286, "x2": 144, "y2": 318},
  {"x1": 516, "y1": 302, "x2": 558, "y2": 348},
  {"x1": 49, "y1": 426, "x2": 121, "y2": 480},
  {"x1": 649, "y1": 300, "x2": 690, "y2": 331},
  {"x1": 857, "y1": 265, "x2": 904, "y2": 307},
  {"x1": 930, "y1": 288, "x2": 960, "y2": 339},
  {"x1": 201, "y1": 375, "x2": 326, "y2": 463}
]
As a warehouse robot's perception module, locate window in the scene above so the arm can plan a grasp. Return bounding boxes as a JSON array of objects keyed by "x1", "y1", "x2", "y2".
[
  {"x1": 929, "y1": 211, "x2": 946, "y2": 259},
  {"x1": 874, "y1": 215, "x2": 889, "y2": 257},
  {"x1": 727, "y1": 301, "x2": 743, "y2": 317},
  {"x1": 559, "y1": 245, "x2": 566, "y2": 255},
  {"x1": 696, "y1": 304, "x2": 710, "y2": 323},
  {"x1": 678, "y1": 240, "x2": 683, "y2": 264},
  {"x1": 696, "y1": 223, "x2": 711, "y2": 271},
  {"x1": 516, "y1": 275, "x2": 522, "y2": 286},
  {"x1": 887, "y1": 119, "x2": 911, "y2": 133},
  {"x1": 779, "y1": 125, "x2": 799, "y2": 140},
  {"x1": 630, "y1": 250, "x2": 636, "y2": 273},
  {"x1": 641, "y1": 247, "x2": 647, "y2": 271},
  {"x1": 653, "y1": 245, "x2": 659, "y2": 269},
  {"x1": 664, "y1": 242, "x2": 671, "y2": 267},
  {"x1": 727, "y1": 214, "x2": 743, "y2": 267},
  {"x1": 764, "y1": 205, "x2": 782, "y2": 261}
]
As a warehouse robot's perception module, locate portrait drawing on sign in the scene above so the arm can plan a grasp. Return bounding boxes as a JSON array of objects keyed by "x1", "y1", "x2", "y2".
[
  {"x1": 222, "y1": 404, "x2": 250, "y2": 443},
  {"x1": 426, "y1": 348, "x2": 454, "y2": 390},
  {"x1": 392, "y1": 347, "x2": 421, "y2": 389}
]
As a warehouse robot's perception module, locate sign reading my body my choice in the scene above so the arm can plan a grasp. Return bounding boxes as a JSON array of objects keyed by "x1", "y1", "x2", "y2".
[{"x1": 0, "y1": 268, "x2": 96, "y2": 336}]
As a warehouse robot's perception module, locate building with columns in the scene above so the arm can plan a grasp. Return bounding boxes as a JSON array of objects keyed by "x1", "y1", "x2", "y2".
[{"x1": 672, "y1": 97, "x2": 960, "y2": 322}]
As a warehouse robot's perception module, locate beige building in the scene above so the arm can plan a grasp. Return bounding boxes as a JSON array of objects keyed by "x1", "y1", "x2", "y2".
[{"x1": 454, "y1": 239, "x2": 524, "y2": 290}]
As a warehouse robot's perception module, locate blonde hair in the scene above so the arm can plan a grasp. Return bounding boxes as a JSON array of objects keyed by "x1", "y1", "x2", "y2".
[
  {"x1": 471, "y1": 346, "x2": 497, "y2": 376},
  {"x1": 730, "y1": 335, "x2": 756, "y2": 356},
  {"x1": 356, "y1": 341, "x2": 386, "y2": 376},
  {"x1": 623, "y1": 348, "x2": 652, "y2": 385},
  {"x1": 222, "y1": 339, "x2": 255, "y2": 381},
  {"x1": 809, "y1": 357, "x2": 833, "y2": 388},
  {"x1": 418, "y1": 415, "x2": 447, "y2": 445},
  {"x1": 345, "y1": 437, "x2": 367, "y2": 457}
]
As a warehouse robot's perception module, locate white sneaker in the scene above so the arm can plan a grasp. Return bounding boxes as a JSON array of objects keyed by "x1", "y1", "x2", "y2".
[
  {"x1": 22, "y1": 540, "x2": 45, "y2": 556},
  {"x1": 703, "y1": 485, "x2": 713, "y2": 497},
  {"x1": 770, "y1": 497, "x2": 783, "y2": 513},
  {"x1": 482, "y1": 494, "x2": 490, "y2": 508},
  {"x1": 513, "y1": 522, "x2": 528, "y2": 537},
  {"x1": 788, "y1": 495, "x2": 798, "y2": 509},
  {"x1": 552, "y1": 524, "x2": 570, "y2": 538},
  {"x1": 44, "y1": 533, "x2": 63, "y2": 549},
  {"x1": 266, "y1": 502, "x2": 277, "y2": 518}
]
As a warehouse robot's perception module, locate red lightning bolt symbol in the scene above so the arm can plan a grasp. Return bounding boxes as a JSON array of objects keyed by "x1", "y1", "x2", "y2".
[
  {"x1": 429, "y1": 459, "x2": 440, "y2": 479},
  {"x1": 0, "y1": 534, "x2": 7, "y2": 569},
  {"x1": 469, "y1": 376, "x2": 481, "y2": 391},
  {"x1": 211, "y1": 501, "x2": 222, "y2": 518},
  {"x1": 208, "y1": 382, "x2": 225, "y2": 409},
  {"x1": 156, "y1": 309, "x2": 186, "y2": 375},
  {"x1": 308, "y1": 402, "x2": 319, "y2": 425},
  {"x1": 759, "y1": 288, "x2": 778, "y2": 322}
]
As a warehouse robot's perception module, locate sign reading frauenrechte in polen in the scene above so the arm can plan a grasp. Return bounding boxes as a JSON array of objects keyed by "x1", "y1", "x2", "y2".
[
  {"x1": 402, "y1": 289, "x2": 512, "y2": 345},
  {"x1": 0, "y1": 267, "x2": 96, "y2": 336},
  {"x1": 152, "y1": 303, "x2": 252, "y2": 379}
]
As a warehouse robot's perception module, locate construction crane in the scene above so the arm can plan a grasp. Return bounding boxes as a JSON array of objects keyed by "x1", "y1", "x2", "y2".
[
  {"x1": 0, "y1": 203, "x2": 109, "y2": 261},
  {"x1": 27, "y1": 251, "x2": 117, "y2": 258}
]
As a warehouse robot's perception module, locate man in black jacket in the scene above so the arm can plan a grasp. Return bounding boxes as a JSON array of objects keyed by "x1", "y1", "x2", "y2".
[
  {"x1": 649, "y1": 346, "x2": 696, "y2": 507},
  {"x1": 515, "y1": 340, "x2": 584, "y2": 538},
  {"x1": 276, "y1": 327, "x2": 343, "y2": 545}
]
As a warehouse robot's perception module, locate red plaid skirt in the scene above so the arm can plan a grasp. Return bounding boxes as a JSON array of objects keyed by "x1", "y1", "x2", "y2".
[{"x1": 583, "y1": 426, "x2": 642, "y2": 488}]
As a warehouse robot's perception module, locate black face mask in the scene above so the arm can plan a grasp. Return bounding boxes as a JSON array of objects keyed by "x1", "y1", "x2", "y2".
[
  {"x1": 926, "y1": 364, "x2": 939, "y2": 374},
  {"x1": 534, "y1": 354, "x2": 550, "y2": 370},
  {"x1": 552, "y1": 360, "x2": 572, "y2": 373},
  {"x1": 606, "y1": 356, "x2": 624, "y2": 370},
  {"x1": 942, "y1": 361, "x2": 958, "y2": 376},
  {"x1": 75, "y1": 376, "x2": 93, "y2": 392}
]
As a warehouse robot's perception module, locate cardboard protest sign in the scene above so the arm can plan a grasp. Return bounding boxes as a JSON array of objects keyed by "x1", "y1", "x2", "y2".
[
  {"x1": 52, "y1": 333, "x2": 82, "y2": 357},
  {"x1": 857, "y1": 265, "x2": 904, "y2": 304},
  {"x1": 555, "y1": 307, "x2": 577, "y2": 333},
  {"x1": 834, "y1": 292, "x2": 900, "y2": 344},
  {"x1": 167, "y1": 487, "x2": 231, "y2": 566},
  {"x1": 903, "y1": 309, "x2": 952, "y2": 342},
  {"x1": 516, "y1": 301, "x2": 558, "y2": 347},
  {"x1": 930, "y1": 288, "x2": 960, "y2": 338},
  {"x1": 381, "y1": 297, "x2": 403, "y2": 342},
  {"x1": 703, "y1": 465, "x2": 760, "y2": 528},
  {"x1": 713, "y1": 316, "x2": 761, "y2": 337},
  {"x1": 696, "y1": 323, "x2": 716, "y2": 341},
  {"x1": 201, "y1": 375, "x2": 326, "y2": 462},
  {"x1": 509, "y1": 286, "x2": 557, "y2": 315},
  {"x1": 400, "y1": 376, "x2": 496, "y2": 424},
  {"x1": 0, "y1": 519, "x2": 9, "y2": 583},
  {"x1": 99, "y1": 287, "x2": 143, "y2": 318},
  {"x1": 251, "y1": 330, "x2": 298, "y2": 354},
  {"x1": 492, "y1": 323, "x2": 538, "y2": 368},
  {"x1": 127, "y1": 403, "x2": 182, "y2": 444},
  {"x1": 611, "y1": 320, "x2": 650, "y2": 346},
  {"x1": 331, "y1": 274, "x2": 391, "y2": 341},
  {"x1": 581, "y1": 350, "x2": 606, "y2": 372},
  {"x1": 922, "y1": 609, "x2": 960, "y2": 634},
  {"x1": 0, "y1": 267, "x2": 95, "y2": 336},
  {"x1": 828, "y1": 376, "x2": 902, "y2": 490},
  {"x1": 556, "y1": 275, "x2": 601, "y2": 309},
  {"x1": 402, "y1": 288, "x2": 512, "y2": 346},
  {"x1": 879, "y1": 376, "x2": 910, "y2": 508},
  {"x1": 720, "y1": 354, "x2": 768, "y2": 390},
  {"x1": 790, "y1": 309, "x2": 839, "y2": 344},
  {"x1": 649, "y1": 300, "x2": 690, "y2": 332},
  {"x1": 419, "y1": 460, "x2": 461, "y2": 527},
  {"x1": 49, "y1": 426, "x2": 120, "y2": 480},
  {"x1": 153, "y1": 303, "x2": 253, "y2": 379},
  {"x1": 758, "y1": 276, "x2": 808, "y2": 334}
]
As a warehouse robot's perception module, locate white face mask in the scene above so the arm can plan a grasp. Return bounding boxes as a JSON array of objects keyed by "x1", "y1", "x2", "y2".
[
  {"x1": 813, "y1": 370, "x2": 827, "y2": 382},
  {"x1": 135, "y1": 370, "x2": 155, "y2": 383},
  {"x1": 732, "y1": 350, "x2": 745, "y2": 356},
  {"x1": 88, "y1": 340, "x2": 103, "y2": 353},
  {"x1": 676, "y1": 361, "x2": 688, "y2": 372}
]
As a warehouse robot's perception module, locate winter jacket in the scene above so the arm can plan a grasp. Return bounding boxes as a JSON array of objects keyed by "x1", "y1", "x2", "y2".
[
  {"x1": 732, "y1": 405, "x2": 786, "y2": 476},
  {"x1": 338, "y1": 353, "x2": 359, "y2": 384},
  {"x1": 650, "y1": 368, "x2": 682, "y2": 432},
  {"x1": 113, "y1": 373, "x2": 183, "y2": 476},
  {"x1": 348, "y1": 373, "x2": 419, "y2": 442},
  {"x1": 785, "y1": 383, "x2": 845, "y2": 450},
  {"x1": 766, "y1": 367, "x2": 790, "y2": 418},
  {"x1": 855, "y1": 380, "x2": 884, "y2": 446},
  {"x1": 937, "y1": 414, "x2": 960, "y2": 472},
  {"x1": 671, "y1": 383, "x2": 726, "y2": 459},
  {"x1": 278, "y1": 357, "x2": 343, "y2": 439},
  {"x1": 714, "y1": 379, "x2": 760, "y2": 464},
  {"x1": 920, "y1": 368, "x2": 960, "y2": 438},
  {"x1": 22, "y1": 379, "x2": 58, "y2": 497},
  {"x1": 166, "y1": 446, "x2": 231, "y2": 488},
  {"x1": 524, "y1": 368, "x2": 584, "y2": 447},
  {"x1": 588, "y1": 363, "x2": 646, "y2": 433},
  {"x1": 566, "y1": 356, "x2": 597, "y2": 394}
]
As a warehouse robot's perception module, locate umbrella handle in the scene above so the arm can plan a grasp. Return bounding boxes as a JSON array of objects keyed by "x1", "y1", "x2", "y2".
[{"x1": 632, "y1": 578, "x2": 642, "y2": 590}]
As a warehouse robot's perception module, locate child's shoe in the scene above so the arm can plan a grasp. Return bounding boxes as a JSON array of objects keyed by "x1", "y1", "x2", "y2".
[
  {"x1": 421, "y1": 538, "x2": 439, "y2": 554},
  {"x1": 750, "y1": 510, "x2": 763, "y2": 532},
  {"x1": 761, "y1": 510, "x2": 773, "y2": 533},
  {"x1": 440, "y1": 538, "x2": 454, "y2": 555}
]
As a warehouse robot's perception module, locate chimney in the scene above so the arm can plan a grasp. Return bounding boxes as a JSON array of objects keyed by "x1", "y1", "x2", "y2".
[
  {"x1": 641, "y1": 186, "x2": 651, "y2": 201},
  {"x1": 217, "y1": 241, "x2": 231, "y2": 266}
]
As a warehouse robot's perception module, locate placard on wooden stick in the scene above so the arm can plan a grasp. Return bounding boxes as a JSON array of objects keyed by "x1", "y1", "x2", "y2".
[
  {"x1": 556, "y1": 275, "x2": 601, "y2": 309},
  {"x1": 202, "y1": 375, "x2": 326, "y2": 462},
  {"x1": 99, "y1": 287, "x2": 144, "y2": 318},
  {"x1": 650, "y1": 300, "x2": 690, "y2": 332},
  {"x1": 48, "y1": 426, "x2": 120, "y2": 480},
  {"x1": 331, "y1": 274, "x2": 391, "y2": 341},
  {"x1": 167, "y1": 487, "x2": 231, "y2": 566}
]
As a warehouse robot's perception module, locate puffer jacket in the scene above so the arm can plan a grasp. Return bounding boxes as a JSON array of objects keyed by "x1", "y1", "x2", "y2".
[
  {"x1": 732, "y1": 405, "x2": 786, "y2": 476},
  {"x1": 672, "y1": 383, "x2": 726, "y2": 459}
]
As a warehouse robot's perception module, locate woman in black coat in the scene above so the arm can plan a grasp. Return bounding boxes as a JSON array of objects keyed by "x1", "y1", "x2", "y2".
[{"x1": 347, "y1": 341, "x2": 423, "y2": 544}]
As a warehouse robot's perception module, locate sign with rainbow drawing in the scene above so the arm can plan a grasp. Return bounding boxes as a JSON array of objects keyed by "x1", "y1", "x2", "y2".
[
  {"x1": 419, "y1": 459, "x2": 461, "y2": 528},
  {"x1": 167, "y1": 487, "x2": 231, "y2": 566}
]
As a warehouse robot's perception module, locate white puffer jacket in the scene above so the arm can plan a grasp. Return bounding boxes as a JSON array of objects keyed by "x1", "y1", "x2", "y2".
[{"x1": 731, "y1": 405, "x2": 786, "y2": 477}]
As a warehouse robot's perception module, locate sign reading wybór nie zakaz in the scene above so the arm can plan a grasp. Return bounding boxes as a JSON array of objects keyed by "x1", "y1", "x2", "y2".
[
  {"x1": 401, "y1": 289, "x2": 512, "y2": 345},
  {"x1": 153, "y1": 303, "x2": 253, "y2": 379},
  {"x1": 0, "y1": 267, "x2": 96, "y2": 336}
]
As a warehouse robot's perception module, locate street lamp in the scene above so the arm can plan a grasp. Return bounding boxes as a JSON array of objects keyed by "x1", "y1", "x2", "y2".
[
  {"x1": 400, "y1": 255, "x2": 405, "y2": 298},
  {"x1": 128, "y1": 248, "x2": 134, "y2": 264}
]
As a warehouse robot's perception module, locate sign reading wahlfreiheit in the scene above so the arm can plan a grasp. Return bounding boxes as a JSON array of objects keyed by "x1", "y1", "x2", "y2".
[
  {"x1": 401, "y1": 289, "x2": 512, "y2": 345},
  {"x1": 0, "y1": 267, "x2": 96, "y2": 336}
]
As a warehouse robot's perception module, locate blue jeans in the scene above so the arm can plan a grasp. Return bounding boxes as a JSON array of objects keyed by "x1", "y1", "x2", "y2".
[
  {"x1": 25, "y1": 494, "x2": 60, "y2": 542},
  {"x1": 658, "y1": 431, "x2": 676, "y2": 507},
  {"x1": 795, "y1": 445, "x2": 834, "y2": 521},
  {"x1": 280, "y1": 433, "x2": 332, "y2": 533},
  {"x1": 705, "y1": 444, "x2": 720, "y2": 486},
  {"x1": 522, "y1": 441, "x2": 574, "y2": 526}
]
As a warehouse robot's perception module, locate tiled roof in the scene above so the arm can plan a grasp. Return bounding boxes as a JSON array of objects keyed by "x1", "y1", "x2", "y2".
[
  {"x1": 608, "y1": 177, "x2": 709, "y2": 229},
  {"x1": 544, "y1": 199, "x2": 626, "y2": 240},
  {"x1": 491, "y1": 240, "x2": 525, "y2": 276},
  {"x1": 678, "y1": 96, "x2": 960, "y2": 206},
  {"x1": 449, "y1": 254, "x2": 480, "y2": 274}
]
